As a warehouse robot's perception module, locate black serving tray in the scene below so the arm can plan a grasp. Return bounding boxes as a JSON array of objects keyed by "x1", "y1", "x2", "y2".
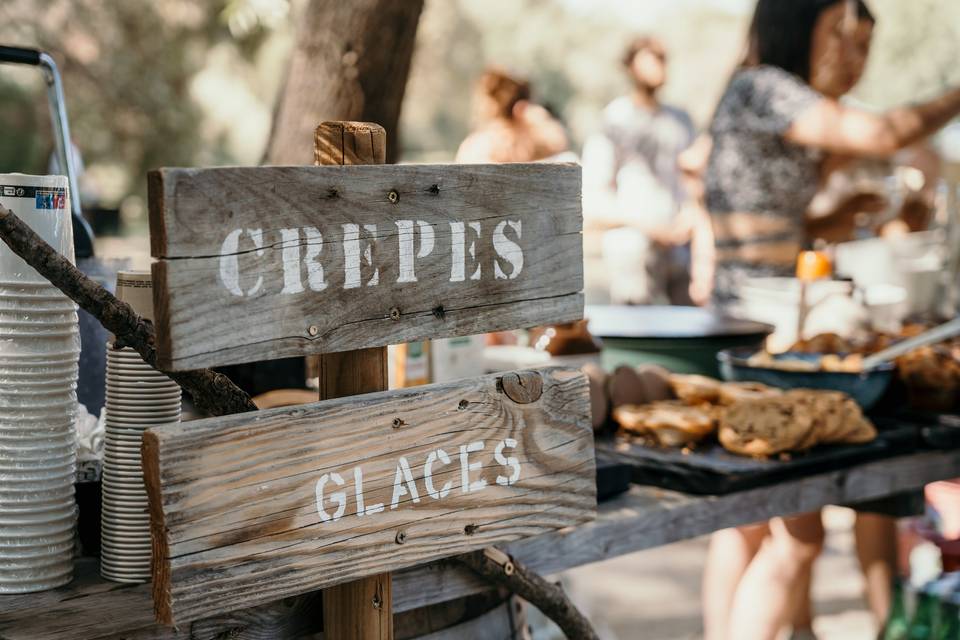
[
  {"x1": 595, "y1": 418, "x2": 921, "y2": 495},
  {"x1": 900, "y1": 410, "x2": 960, "y2": 449},
  {"x1": 595, "y1": 451, "x2": 633, "y2": 502}
]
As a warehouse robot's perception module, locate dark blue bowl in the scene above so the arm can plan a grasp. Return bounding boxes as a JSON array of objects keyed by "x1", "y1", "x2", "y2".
[{"x1": 717, "y1": 348, "x2": 895, "y2": 410}]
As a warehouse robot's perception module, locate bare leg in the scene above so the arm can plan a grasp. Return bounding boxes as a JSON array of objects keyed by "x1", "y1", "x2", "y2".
[
  {"x1": 790, "y1": 559, "x2": 815, "y2": 635},
  {"x1": 854, "y1": 512, "x2": 897, "y2": 628},
  {"x1": 702, "y1": 523, "x2": 769, "y2": 640},
  {"x1": 727, "y1": 512, "x2": 825, "y2": 640}
]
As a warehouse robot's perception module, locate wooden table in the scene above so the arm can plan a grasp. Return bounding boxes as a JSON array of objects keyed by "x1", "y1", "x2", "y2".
[{"x1": 3, "y1": 449, "x2": 958, "y2": 640}]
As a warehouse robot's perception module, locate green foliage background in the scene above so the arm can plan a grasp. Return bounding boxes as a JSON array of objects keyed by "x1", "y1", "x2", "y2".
[{"x1": 0, "y1": 0, "x2": 957, "y2": 216}]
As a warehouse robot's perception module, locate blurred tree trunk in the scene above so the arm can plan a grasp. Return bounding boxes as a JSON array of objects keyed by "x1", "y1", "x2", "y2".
[{"x1": 264, "y1": 0, "x2": 425, "y2": 165}]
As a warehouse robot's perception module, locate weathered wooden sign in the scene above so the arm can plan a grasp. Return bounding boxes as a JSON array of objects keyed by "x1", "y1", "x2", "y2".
[
  {"x1": 148, "y1": 163, "x2": 583, "y2": 370},
  {"x1": 142, "y1": 367, "x2": 595, "y2": 624}
]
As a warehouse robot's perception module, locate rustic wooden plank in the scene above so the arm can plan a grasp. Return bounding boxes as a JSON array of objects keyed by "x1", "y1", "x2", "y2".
[
  {"x1": 0, "y1": 560, "x2": 183, "y2": 640},
  {"x1": 315, "y1": 120, "x2": 393, "y2": 640},
  {"x1": 5, "y1": 450, "x2": 959, "y2": 639},
  {"x1": 142, "y1": 367, "x2": 595, "y2": 624},
  {"x1": 148, "y1": 162, "x2": 583, "y2": 370},
  {"x1": 393, "y1": 448, "x2": 960, "y2": 612}
]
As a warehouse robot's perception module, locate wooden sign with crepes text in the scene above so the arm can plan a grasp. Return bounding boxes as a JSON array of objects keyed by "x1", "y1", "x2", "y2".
[{"x1": 147, "y1": 163, "x2": 583, "y2": 371}]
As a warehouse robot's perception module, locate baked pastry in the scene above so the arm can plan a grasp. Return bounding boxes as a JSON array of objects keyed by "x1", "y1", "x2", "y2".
[
  {"x1": 790, "y1": 333, "x2": 853, "y2": 354},
  {"x1": 719, "y1": 397, "x2": 818, "y2": 457},
  {"x1": 613, "y1": 401, "x2": 715, "y2": 447},
  {"x1": 609, "y1": 364, "x2": 674, "y2": 408},
  {"x1": 718, "y1": 381, "x2": 782, "y2": 405},
  {"x1": 669, "y1": 374, "x2": 721, "y2": 405}
]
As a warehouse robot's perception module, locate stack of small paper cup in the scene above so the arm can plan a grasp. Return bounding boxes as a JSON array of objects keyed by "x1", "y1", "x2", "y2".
[
  {"x1": 100, "y1": 271, "x2": 180, "y2": 583},
  {"x1": 0, "y1": 174, "x2": 79, "y2": 593}
]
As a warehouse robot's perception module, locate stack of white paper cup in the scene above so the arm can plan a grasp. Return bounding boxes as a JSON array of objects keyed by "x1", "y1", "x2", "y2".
[
  {"x1": 101, "y1": 271, "x2": 180, "y2": 583},
  {"x1": 0, "y1": 174, "x2": 78, "y2": 593}
]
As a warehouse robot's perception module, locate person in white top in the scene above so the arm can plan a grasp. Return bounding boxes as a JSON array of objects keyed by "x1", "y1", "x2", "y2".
[{"x1": 582, "y1": 36, "x2": 699, "y2": 305}]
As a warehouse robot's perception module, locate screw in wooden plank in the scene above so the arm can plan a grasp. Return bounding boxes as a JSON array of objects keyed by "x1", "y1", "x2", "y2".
[
  {"x1": 307, "y1": 325, "x2": 319, "y2": 337},
  {"x1": 389, "y1": 307, "x2": 401, "y2": 321},
  {"x1": 428, "y1": 184, "x2": 440, "y2": 195},
  {"x1": 392, "y1": 417, "x2": 405, "y2": 429},
  {"x1": 458, "y1": 399, "x2": 469, "y2": 410},
  {"x1": 464, "y1": 523, "x2": 479, "y2": 535},
  {"x1": 387, "y1": 190, "x2": 399, "y2": 204},
  {"x1": 372, "y1": 593, "x2": 382, "y2": 610},
  {"x1": 395, "y1": 531, "x2": 407, "y2": 544}
]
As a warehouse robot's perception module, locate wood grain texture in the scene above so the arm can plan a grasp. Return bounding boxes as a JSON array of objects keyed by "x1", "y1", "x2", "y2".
[
  {"x1": 143, "y1": 367, "x2": 595, "y2": 624},
  {"x1": 5, "y1": 450, "x2": 960, "y2": 639},
  {"x1": 148, "y1": 162, "x2": 583, "y2": 370},
  {"x1": 316, "y1": 119, "x2": 393, "y2": 640},
  {"x1": 393, "y1": 449, "x2": 960, "y2": 612},
  {"x1": 315, "y1": 121, "x2": 387, "y2": 166}
]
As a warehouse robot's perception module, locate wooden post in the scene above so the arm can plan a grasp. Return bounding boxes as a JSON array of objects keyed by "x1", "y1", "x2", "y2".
[{"x1": 316, "y1": 121, "x2": 393, "y2": 640}]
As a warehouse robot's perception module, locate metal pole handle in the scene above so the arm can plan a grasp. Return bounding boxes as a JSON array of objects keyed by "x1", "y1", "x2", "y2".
[{"x1": 0, "y1": 45, "x2": 41, "y2": 66}]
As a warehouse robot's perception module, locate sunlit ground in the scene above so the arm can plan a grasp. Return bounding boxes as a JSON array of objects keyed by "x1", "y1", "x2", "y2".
[{"x1": 532, "y1": 507, "x2": 875, "y2": 640}]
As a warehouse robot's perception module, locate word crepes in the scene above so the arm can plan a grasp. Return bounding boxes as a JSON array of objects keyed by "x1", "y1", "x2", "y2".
[{"x1": 219, "y1": 219, "x2": 524, "y2": 298}]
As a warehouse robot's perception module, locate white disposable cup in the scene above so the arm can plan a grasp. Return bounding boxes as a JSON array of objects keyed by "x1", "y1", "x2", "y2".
[
  {"x1": 101, "y1": 500, "x2": 148, "y2": 513},
  {"x1": 106, "y1": 410, "x2": 179, "y2": 421},
  {"x1": 0, "y1": 519, "x2": 76, "y2": 540},
  {"x1": 0, "y1": 452, "x2": 75, "y2": 470},
  {"x1": 0, "y1": 350, "x2": 80, "y2": 362},
  {"x1": 0, "y1": 496, "x2": 75, "y2": 512},
  {"x1": 102, "y1": 448, "x2": 142, "y2": 459},
  {"x1": 0, "y1": 174, "x2": 74, "y2": 281},
  {"x1": 106, "y1": 385, "x2": 180, "y2": 396},
  {"x1": 101, "y1": 475, "x2": 147, "y2": 489},
  {"x1": 101, "y1": 506, "x2": 148, "y2": 518},
  {"x1": 0, "y1": 309, "x2": 77, "y2": 324},
  {"x1": 1, "y1": 375, "x2": 79, "y2": 389},
  {"x1": 100, "y1": 557, "x2": 151, "y2": 568},
  {"x1": 0, "y1": 505, "x2": 75, "y2": 525},
  {"x1": 0, "y1": 540, "x2": 73, "y2": 560},
  {"x1": 101, "y1": 488, "x2": 148, "y2": 500},
  {"x1": 0, "y1": 396, "x2": 75, "y2": 412},
  {"x1": 105, "y1": 375, "x2": 175, "y2": 386},
  {"x1": 0, "y1": 425, "x2": 74, "y2": 438},
  {"x1": 105, "y1": 403, "x2": 180, "y2": 415},
  {"x1": 0, "y1": 343, "x2": 79, "y2": 360},
  {"x1": 0, "y1": 561, "x2": 73, "y2": 583}
]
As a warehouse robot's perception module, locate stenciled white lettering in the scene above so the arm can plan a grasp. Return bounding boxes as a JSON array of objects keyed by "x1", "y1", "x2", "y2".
[
  {"x1": 314, "y1": 439, "x2": 522, "y2": 523},
  {"x1": 220, "y1": 219, "x2": 526, "y2": 296},
  {"x1": 343, "y1": 223, "x2": 379, "y2": 289},
  {"x1": 493, "y1": 220, "x2": 523, "y2": 280},
  {"x1": 396, "y1": 220, "x2": 436, "y2": 283},
  {"x1": 495, "y1": 438, "x2": 521, "y2": 486},
  {"x1": 219, "y1": 228, "x2": 264, "y2": 297},
  {"x1": 390, "y1": 456, "x2": 421, "y2": 509},
  {"x1": 315, "y1": 472, "x2": 346, "y2": 522},
  {"x1": 459, "y1": 441, "x2": 487, "y2": 494},
  {"x1": 424, "y1": 448, "x2": 452, "y2": 499}
]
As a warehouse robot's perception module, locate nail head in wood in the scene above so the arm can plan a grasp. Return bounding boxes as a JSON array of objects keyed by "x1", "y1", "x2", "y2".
[
  {"x1": 395, "y1": 531, "x2": 407, "y2": 545},
  {"x1": 392, "y1": 417, "x2": 404, "y2": 428},
  {"x1": 389, "y1": 307, "x2": 401, "y2": 321},
  {"x1": 458, "y1": 399, "x2": 469, "y2": 410},
  {"x1": 308, "y1": 325, "x2": 319, "y2": 337},
  {"x1": 500, "y1": 370, "x2": 544, "y2": 404},
  {"x1": 387, "y1": 190, "x2": 399, "y2": 204}
]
